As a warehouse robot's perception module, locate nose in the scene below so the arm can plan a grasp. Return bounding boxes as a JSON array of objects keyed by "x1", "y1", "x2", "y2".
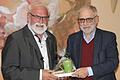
[
  {"x1": 83, "y1": 20, "x2": 87, "y2": 25},
  {"x1": 38, "y1": 18, "x2": 45, "y2": 23}
]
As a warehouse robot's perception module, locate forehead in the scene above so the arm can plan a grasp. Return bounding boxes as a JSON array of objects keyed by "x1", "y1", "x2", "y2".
[
  {"x1": 30, "y1": 6, "x2": 49, "y2": 16},
  {"x1": 79, "y1": 8, "x2": 95, "y2": 18}
]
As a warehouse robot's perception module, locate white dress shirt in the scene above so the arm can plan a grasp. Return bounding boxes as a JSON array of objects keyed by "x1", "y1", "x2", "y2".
[{"x1": 28, "y1": 24, "x2": 49, "y2": 80}]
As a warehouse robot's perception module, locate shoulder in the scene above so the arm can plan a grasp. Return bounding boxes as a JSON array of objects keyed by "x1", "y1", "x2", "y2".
[
  {"x1": 96, "y1": 28, "x2": 117, "y2": 43},
  {"x1": 96, "y1": 28, "x2": 116, "y2": 38},
  {"x1": 7, "y1": 27, "x2": 25, "y2": 40},
  {"x1": 68, "y1": 31, "x2": 82, "y2": 39},
  {"x1": 46, "y1": 30, "x2": 56, "y2": 39}
]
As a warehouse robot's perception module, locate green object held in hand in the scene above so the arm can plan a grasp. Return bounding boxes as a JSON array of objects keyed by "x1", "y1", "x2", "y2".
[{"x1": 63, "y1": 59, "x2": 73, "y2": 73}]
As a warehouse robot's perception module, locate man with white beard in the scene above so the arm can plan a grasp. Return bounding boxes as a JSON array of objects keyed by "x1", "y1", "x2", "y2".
[
  {"x1": 13, "y1": 0, "x2": 42, "y2": 28},
  {"x1": 2, "y1": 3, "x2": 58, "y2": 80},
  {"x1": 13, "y1": 0, "x2": 59, "y2": 28}
]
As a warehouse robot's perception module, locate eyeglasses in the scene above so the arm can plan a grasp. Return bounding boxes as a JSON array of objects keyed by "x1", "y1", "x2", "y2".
[
  {"x1": 78, "y1": 15, "x2": 97, "y2": 23},
  {"x1": 29, "y1": 12, "x2": 49, "y2": 19}
]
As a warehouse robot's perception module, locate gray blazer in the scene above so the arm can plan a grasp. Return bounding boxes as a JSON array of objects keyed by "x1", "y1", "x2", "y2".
[
  {"x1": 66, "y1": 28, "x2": 119, "y2": 80},
  {"x1": 2, "y1": 25, "x2": 58, "y2": 80}
]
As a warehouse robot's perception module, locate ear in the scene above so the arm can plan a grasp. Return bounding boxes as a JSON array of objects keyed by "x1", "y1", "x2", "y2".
[{"x1": 95, "y1": 16, "x2": 99, "y2": 23}]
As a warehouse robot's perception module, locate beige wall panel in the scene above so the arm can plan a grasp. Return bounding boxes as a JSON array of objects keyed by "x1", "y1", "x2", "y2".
[{"x1": 91, "y1": 0, "x2": 120, "y2": 79}]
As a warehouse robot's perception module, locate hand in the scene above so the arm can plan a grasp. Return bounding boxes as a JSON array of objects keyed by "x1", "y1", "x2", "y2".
[
  {"x1": 72, "y1": 67, "x2": 89, "y2": 78},
  {"x1": 58, "y1": 77, "x2": 70, "y2": 80},
  {"x1": 42, "y1": 70, "x2": 58, "y2": 80}
]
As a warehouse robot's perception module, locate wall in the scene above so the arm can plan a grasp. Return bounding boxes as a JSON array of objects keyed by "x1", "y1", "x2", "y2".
[
  {"x1": 91, "y1": 0, "x2": 120, "y2": 79},
  {"x1": 0, "y1": 0, "x2": 119, "y2": 80}
]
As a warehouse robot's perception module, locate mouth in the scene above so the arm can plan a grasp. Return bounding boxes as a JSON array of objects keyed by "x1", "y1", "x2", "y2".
[
  {"x1": 36, "y1": 24, "x2": 43, "y2": 28},
  {"x1": 36, "y1": 23, "x2": 45, "y2": 28},
  {"x1": 83, "y1": 27, "x2": 90, "y2": 29}
]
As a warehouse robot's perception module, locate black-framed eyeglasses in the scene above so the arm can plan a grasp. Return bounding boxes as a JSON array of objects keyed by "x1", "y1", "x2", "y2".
[
  {"x1": 29, "y1": 12, "x2": 49, "y2": 19},
  {"x1": 78, "y1": 15, "x2": 97, "y2": 23}
]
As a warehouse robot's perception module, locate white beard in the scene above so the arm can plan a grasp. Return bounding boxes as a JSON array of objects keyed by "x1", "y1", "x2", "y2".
[
  {"x1": 31, "y1": 23, "x2": 47, "y2": 34},
  {"x1": 80, "y1": 24, "x2": 96, "y2": 34}
]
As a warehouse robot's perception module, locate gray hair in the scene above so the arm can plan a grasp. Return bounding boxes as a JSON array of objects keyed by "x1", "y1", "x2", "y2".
[
  {"x1": 77, "y1": 5, "x2": 98, "y2": 17},
  {"x1": 28, "y1": 2, "x2": 48, "y2": 13}
]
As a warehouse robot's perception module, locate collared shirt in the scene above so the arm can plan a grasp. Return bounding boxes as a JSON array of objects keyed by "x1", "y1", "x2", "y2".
[
  {"x1": 83, "y1": 29, "x2": 96, "y2": 44},
  {"x1": 82, "y1": 29, "x2": 96, "y2": 76},
  {"x1": 28, "y1": 24, "x2": 49, "y2": 80}
]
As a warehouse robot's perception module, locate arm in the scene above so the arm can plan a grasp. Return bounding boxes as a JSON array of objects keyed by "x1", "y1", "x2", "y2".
[
  {"x1": 68, "y1": 33, "x2": 119, "y2": 78},
  {"x1": 92, "y1": 33, "x2": 119, "y2": 77},
  {"x1": 1, "y1": 35, "x2": 40, "y2": 80}
]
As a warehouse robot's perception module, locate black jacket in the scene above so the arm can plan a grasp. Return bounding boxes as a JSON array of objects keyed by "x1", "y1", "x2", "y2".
[{"x1": 2, "y1": 25, "x2": 58, "y2": 80}]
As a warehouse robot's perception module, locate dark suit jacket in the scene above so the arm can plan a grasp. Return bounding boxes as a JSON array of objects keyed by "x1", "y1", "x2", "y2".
[
  {"x1": 2, "y1": 25, "x2": 58, "y2": 80},
  {"x1": 66, "y1": 28, "x2": 119, "y2": 80}
]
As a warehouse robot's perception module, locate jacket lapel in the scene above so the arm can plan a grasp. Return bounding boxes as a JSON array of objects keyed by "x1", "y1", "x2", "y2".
[
  {"x1": 93, "y1": 29, "x2": 102, "y2": 65},
  {"x1": 46, "y1": 36, "x2": 52, "y2": 69},
  {"x1": 75, "y1": 31, "x2": 83, "y2": 68},
  {"x1": 23, "y1": 26, "x2": 44, "y2": 67}
]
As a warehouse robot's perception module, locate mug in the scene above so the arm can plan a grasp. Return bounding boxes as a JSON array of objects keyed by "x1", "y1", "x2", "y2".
[{"x1": 63, "y1": 59, "x2": 73, "y2": 73}]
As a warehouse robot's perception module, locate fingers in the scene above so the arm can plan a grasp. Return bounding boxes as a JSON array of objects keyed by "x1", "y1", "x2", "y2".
[
  {"x1": 45, "y1": 69, "x2": 54, "y2": 73},
  {"x1": 42, "y1": 70, "x2": 58, "y2": 80},
  {"x1": 48, "y1": 74, "x2": 58, "y2": 80},
  {"x1": 72, "y1": 67, "x2": 89, "y2": 78}
]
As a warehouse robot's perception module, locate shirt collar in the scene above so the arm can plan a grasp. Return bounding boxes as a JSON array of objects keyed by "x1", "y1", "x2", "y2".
[
  {"x1": 83, "y1": 28, "x2": 96, "y2": 44},
  {"x1": 28, "y1": 23, "x2": 48, "y2": 41}
]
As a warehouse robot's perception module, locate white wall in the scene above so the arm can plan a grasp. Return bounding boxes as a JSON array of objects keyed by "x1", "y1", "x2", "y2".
[{"x1": 91, "y1": 0, "x2": 120, "y2": 79}]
